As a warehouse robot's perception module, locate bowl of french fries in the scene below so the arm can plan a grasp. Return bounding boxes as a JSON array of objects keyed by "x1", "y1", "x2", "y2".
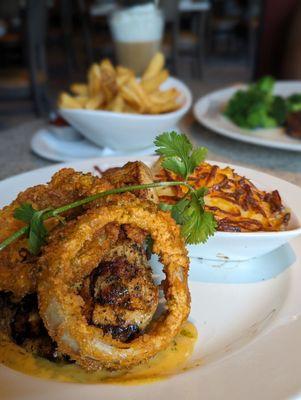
[{"x1": 58, "y1": 53, "x2": 192, "y2": 151}]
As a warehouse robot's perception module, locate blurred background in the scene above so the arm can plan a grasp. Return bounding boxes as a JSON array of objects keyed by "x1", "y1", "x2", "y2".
[{"x1": 0, "y1": 0, "x2": 300, "y2": 129}]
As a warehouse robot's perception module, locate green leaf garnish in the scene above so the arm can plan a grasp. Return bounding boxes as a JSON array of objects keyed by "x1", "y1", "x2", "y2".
[
  {"x1": 168, "y1": 189, "x2": 216, "y2": 244},
  {"x1": 171, "y1": 197, "x2": 190, "y2": 225},
  {"x1": 155, "y1": 132, "x2": 207, "y2": 179},
  {"x1": 13, "y1": 203, "x2": 36, "y2": 223},
  {"x1": 14, "y1": 205, "x2": 49, "y2": 255},
  {"x1": 27, "y1": 210, "x2": 49, "y2": 255}
]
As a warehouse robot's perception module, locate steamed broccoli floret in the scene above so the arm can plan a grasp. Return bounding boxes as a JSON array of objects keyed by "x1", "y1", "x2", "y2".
[
  {"x1": 286, "y1": 94, "x2": 301, "y2": 113},
  {"x1": 270, "y1": 96, "x2": 287, "y2": 125},
  {"x1": 224, "y1": 76, "x2": 277, "y2": 129},
  {"x1": 254, "y1": 75, "x2": 275, "y2": 94}
]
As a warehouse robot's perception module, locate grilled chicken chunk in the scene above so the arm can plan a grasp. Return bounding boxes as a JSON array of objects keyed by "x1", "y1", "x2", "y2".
[
  {"x1": 82, "y1": 162, "x2": 159, "y2": 342},
  {"x1": 80, "y1": 227, "x2": 158, "y2": 343},
  {"x1": 102, "y1": 161, "x2": 159, "y2": 246},
  {"x1": 0, "y1": 292, "x2": 68, "y2": 361},
  {"x1": 102, "y1": 161, "x2": 159, "y2": 204}
]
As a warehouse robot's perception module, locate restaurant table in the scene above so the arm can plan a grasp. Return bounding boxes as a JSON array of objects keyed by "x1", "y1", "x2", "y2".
[{"x1": 1, "y1": 80, "x2": 301, "y2": 187}]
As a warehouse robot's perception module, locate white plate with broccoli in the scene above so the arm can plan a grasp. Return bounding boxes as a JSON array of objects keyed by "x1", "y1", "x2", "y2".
[{"x1": 193, "y1": 78, "x2": 301, "y2": 152}]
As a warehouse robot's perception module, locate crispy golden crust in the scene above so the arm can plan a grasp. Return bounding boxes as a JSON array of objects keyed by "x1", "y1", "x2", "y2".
[
  {"x1": 38, "y1": 198, "x2": 190, "y2": 370},
  {"x1": 0, "y1": 168, "x2": 112, "y2": 299},
  {"x1": 153, "y1": 159, "x2": 290, "y2": 232},
  {"x1": 102, "y1": 161, "x2": 159, "y2": 204}
]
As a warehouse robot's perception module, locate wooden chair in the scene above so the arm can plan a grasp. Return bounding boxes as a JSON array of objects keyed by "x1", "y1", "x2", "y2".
[
  {"x1": 0, "y1": 0, "x2": 49, "y2": 116},
  {"x1": 160, "y1": 0, "x2": 180, "y2": 74}
]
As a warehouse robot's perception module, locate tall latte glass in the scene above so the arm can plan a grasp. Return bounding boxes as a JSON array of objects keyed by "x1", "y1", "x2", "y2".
[{"x1": 110, "y1": 3, "x2": 164, "y2": 76}]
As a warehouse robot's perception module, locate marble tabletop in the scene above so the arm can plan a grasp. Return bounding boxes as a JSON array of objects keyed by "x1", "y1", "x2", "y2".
[{"x1": 1, "y1": 81, "x2": 301, "y2": 187}]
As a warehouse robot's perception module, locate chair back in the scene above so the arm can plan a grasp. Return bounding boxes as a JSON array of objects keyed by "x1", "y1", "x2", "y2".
[{"x1": 159, "y1": 0, "x2": 180, "y2": 23}]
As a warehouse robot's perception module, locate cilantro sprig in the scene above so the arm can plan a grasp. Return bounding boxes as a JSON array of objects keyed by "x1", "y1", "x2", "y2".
[
  {"x1": 155, "y1": 132, "x2": 216, "y2": 244},
  {"x1": 0, "y1": 132, "x2": 216, "y2": 254},
  {"x1": 155, "y1": 131, "x2": 207, "y2": 180}
]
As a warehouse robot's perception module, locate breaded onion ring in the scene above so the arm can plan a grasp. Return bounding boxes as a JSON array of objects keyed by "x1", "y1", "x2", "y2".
[
  {"x1": 38, "y1": 199, "x2": 190, "y2": 370},
  {"x1": 0, "y1": 168, "x2": 112, "y2": 299}
]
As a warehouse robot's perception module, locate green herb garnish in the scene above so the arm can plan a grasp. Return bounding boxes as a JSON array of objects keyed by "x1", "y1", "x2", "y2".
[
  {"x1": 154, "y1": 131, "x2": 207, "y2": 179},
  {"x1": 0, "y1": 132, "x2": 216, "y2": 254}
]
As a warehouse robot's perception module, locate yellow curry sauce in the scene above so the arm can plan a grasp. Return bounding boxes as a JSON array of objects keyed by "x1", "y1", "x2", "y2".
[{"x1": 0, "y1": 321, "x2": 197, "y2": 385}]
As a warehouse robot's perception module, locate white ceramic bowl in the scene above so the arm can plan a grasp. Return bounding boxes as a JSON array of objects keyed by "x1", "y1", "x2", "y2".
[
  {"x1": 187, "y1": 161, "x2": 301, "y2": 261},
  {"x1": 59, "y1": 77, "x2": 192, "y2": 151}
]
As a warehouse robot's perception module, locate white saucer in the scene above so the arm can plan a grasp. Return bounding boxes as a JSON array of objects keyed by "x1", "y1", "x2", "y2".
[{"x1": 31, "y1": 128, "x2": 156, "y2": 162}]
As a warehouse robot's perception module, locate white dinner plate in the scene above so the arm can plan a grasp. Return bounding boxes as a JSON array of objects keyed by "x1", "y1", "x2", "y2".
[
  {"x1": 193, "y1": 81, "x2": 301, "y2": 152},
  {"x1": 1, "y1": 158, "x2": 301, "y2": 399}
]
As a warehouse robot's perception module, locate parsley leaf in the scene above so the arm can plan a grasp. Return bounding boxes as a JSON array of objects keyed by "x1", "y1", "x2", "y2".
[
  {"x1": 13, "y1": 203, "x2": 36, "y2": 223},
  {"x1": 28, "y1": 210, "x2": 48, "y2": 255},
  {"x1": 181, "y1": 189, "x2": 216, "y2": 244},
  {"x1": 155, "y1": 131, "x2": 192, "y2": 158},
  {"x1": 162, "y1": 157, "x2": 187, "y2": 178},
  {"x1": 181, "y1": 206, "x2": 216, "y2": 244},
  {"x1": 155, "y1": 132, "x2": 207, "y2": 179},
  {"x1": 190, "y1": 147, "x2": 208, "y2": 169},
  {"x1": 161, "y1": 188, "x2": 216, "y2": 244},
  {"x1": 155, "y1": 132, "x2": 216, "y2": 243},
  {"x1": 14, "y1": 204, "x2": 49, "y2": 255},
  {"x1": 171, "y1": 198, "x2": 190, "y2": 225},
  {"x1": 159, "y1": 203, "x2": 173, "y2": 212}
]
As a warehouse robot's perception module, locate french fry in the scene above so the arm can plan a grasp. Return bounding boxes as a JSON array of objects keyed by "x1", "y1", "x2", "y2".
[
  {"x1": 58, "y1": 52, "x2": 182, "y2": 114},
  {"x1": 149, "y1": 100, "x2": 180, "y2": 114},
  {"x1": 74, "y1": 96, "x2": 89, "y2": 107},
  {"x1": 99, "y1": 59, "x2": 118, "y2": 102},
  {"x1": 120, "y1": 85, "x2": 141, "y2": 109},
  {"x1": 123, "y1": 103, "x2": 138, "y2": 114},
  {"x1": 141, "y1": 69, "x2": 169, "y2": 93},
  {"x1": 58, "y1": 92, "x2": 82, "y2": 109},
  {"x1": 120, "y1": 78, "x2": 151, "y2": 113},
  {"x1": 142, "y1": 52, "x2": 165, "y2": 80},
  {"x1": 116, "y1": 66, "x2": 135, "y2": 78},
  {"x1": 85, "y1": 93, "x2": 104, "y2": 110},
  {"x1": 70, "y1": 83, "x2": 88, "y2": 96},
  {"x1": 107, "y1": 94, "x2": 125, "y2": 113},
  {"x1": 149, "y1": 88, "x2": 180, "y2": 104},
  {"x1": 116, "y1": 66, "x2": 135, "y2": 88},
  {"x1": 88, "y1": 64, "x2": 101, "y2": 97}
]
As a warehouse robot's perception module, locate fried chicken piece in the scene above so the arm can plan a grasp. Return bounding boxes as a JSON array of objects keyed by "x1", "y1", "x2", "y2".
[
  {"x1": 152, "y1": 158, "x2": 290, "y2": 232},
  {"x1": 0, "y1": 168, "x2": 113, "y2": 299}
]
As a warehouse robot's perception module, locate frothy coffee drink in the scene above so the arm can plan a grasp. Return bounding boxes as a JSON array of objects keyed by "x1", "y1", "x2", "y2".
[{"x1": 110, "y1": 4, "x2": 164, "y2": 76}]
